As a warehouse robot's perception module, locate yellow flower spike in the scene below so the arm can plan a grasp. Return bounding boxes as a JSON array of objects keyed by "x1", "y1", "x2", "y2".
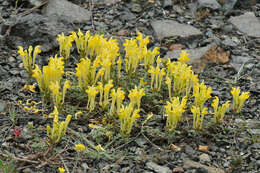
[
  {"x1": 178, "y1": 50, "x2": 190, "y2": 63},
  {"x1": 24, "y1": 106, "x2": 31, "y2": 111},
  {"x1": 46, "y1": 111, "x2": 72, "y2": 145},
  {"x1": 231, "y1": 87, "x2": 250, "y2": 113},
  {"x1": 136, "y1": 32, "x2": 149, "y2": 48},
  {"x1": 106, "y1": 131, "x2": 113, "y2": 142},
  {"x1": 118, "y1": 104, "x2": 140, "y2": 137},
  {"x1": 75, "y1": 111, "x2": 83, "y2": 120},
  {"x1": 212, "y1": 96, "x2": 230, "y2": 124},
  {"x1": 158, "y1": 68, "x2": 166, "y2": 90},
  {"x1": 32, "y1": 55, "x2": 64, "y2": 100},
  {"x1": 56, "y1": 32, "x2": 73, "y2": 64},
  {"x1": 110, "y1": 89, "x2": 116, "y2": 115},
  {"x1": 74, "y1": 144, "x2": 86, "y2": 153},
  {"x1": 191, "y1": 106, "x2": 208, "y2": 130},
  {"x1": 193, "y1": 81, "x2": 212, "y2": 109},
  {"x1": 85, "y1": 86, "x2": 99, "y2": 111},
  {"x1": 103, "y1": 80, "x2": 114, "y2": 108},
  {"x1": 17, "y1": 45, "x2": 41, "y2": 78},
  {"x1": 96, "y1": 144, "x2": 105, "y2": 152},
  {"x1": 100, "y1": 57, "x2": 112, "y2": 82},
  {"x1": 58, "y1": 168, "x2": 65, "y2": 173},
  {"x1": 117, "y1": 57, "x2": 122, "y2": 79},
  {"x1": 148, "y1": 66, "x2": 155, "y2": 89},
  {"x1": 116, "y1": 88, "x2": 125, "y2": 114},
  {"x1": 128, "y1": 86, "x2": 145, "y2": 109},
  {"x1": 62, "y1": 80, "x2": 70, "y2": 104},
  {"x1": 49, "y1": 106, "x2": 59, "y2": 118},
  {"x1": 32, "y1": 106, "x2": 39, "y2": 114},
  {"x1": 17, "y1": 100, "x2": 23, "y2": 105},
  {"x1": 164, "y1": 97, "x2": 187, "y2": 133},
  {"x1": 94, "y1": 68, "x2": 105, "y2": 84},
  {"x1": 50, "y1": 80, "x2": 70, "y2": 110},
  {"x1": 165, "y1": 77, "x2": 172, "y2": 99}
]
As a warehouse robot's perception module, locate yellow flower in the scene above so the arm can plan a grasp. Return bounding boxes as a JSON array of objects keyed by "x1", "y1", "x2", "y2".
[
  {"x1": 58, "y1": 167, "x2": 65, "y2": 173},
  {"x1": 85, "y1": 86, "x2": 99, "y2": 111},
  {"x1": 24, "y1": 106, "x2": 31, "y2": 111},
  {"x1": 191, "y1": 106, "x2": 208, "y2": 130},
  {"x1": 74, "y1": 144, "x2": 86, "y2": 153},
  {"x1": 230, "y1": 87, "x2": 250, "y2": 113},
  {"x1": 212, "y1": 96, "x2": 230, "y2": 124},
  {"x1": 23, "y1": 84, "x2": 36, "y2": 93},
  {"x1": 128, "y1": 86, "x2": 145, "y2": 109},
  {"x1": 178, "y1": 50, "x2": 190, "y2": 63},
  {"x1": 95, "y1": 144, "x2": 105, "y2": 152}
]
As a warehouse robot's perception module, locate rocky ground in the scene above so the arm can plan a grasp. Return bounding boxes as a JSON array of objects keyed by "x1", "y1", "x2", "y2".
[{"x1": 0, "y1": 0, "x2": 260, "y2": 172}]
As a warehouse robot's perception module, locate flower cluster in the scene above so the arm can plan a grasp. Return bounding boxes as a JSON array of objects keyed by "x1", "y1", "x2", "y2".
[
  {"x1": 164, "y1": 96, "x2": 187, "y2": 133},
  {"x1": 46, "y1": 107, "x2": 72, "y2": 145},
  {"x1": 32, "y1": 55, "x2": 65, "y2": 100},
  {"x1": 231, "y1": 87, "x2": 250, "y2": 113},
  {"x1": 17, "y1": 45, "x2": 41, "y2": 78},
  {"x1": 17, "y1": 29, "x2": 251, "y2": 145},
  {"x1": 166, "y1": 51, "x2": 198, "y2": 98}
]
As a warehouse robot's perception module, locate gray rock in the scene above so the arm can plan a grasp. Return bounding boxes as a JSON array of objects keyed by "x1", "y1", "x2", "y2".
[
  {"x1": 185, "y1": 145, "x2": 196, "y2": 155},
  {"x1": 146, "y1": 161, "x2": 171, "y2": 173},
  {"x1": 28, "y1": 0, "x2": 42, "y2": 6},
  {"x1": 198, "y1": 0, "x2": 221, "y2": 10},
  {"x1": 45, "y1": 0, "x2": 91, "y2": 23},
  {"x1": 222, "y1": 24, "x2": 233, "y2": 33},
  {"x1": 183, "y1": 159, "x2": 225, "y2": 173},
  {"x1": 230, "y1": 55, "x2": 251, "y2": 72},
  {"x1": 222, "y1": 0, "x2": 237, "y2": 14},
  {"x1": 251, "y1": 143, "x2": 260, "y2": 149},
  {"x1": 163, "y1": 0, "x2": 172, "y2": 8},
  {"x1": 151, "y1": 20, "x2": 202, "y2": 40},
  {"x1": 256, "y1": 160, "x2": 260, "y2": 168},
  {"x1": 131, "y1": 3, "x2": 142, "y2": 13},
  {"x1": 229, "y1": 12, "x2": 260, "y2": 38},
  {"x1": 199, "y1": 153, "x2": 211, "y2": 162},
  {"x1": 221, "y1": 37, "x2": 237, "y2": 47},
  {"x1": 4, "y1": 13, "x2": 73, "y2": 52},
  {"x1": 0, "y1": 100, "x2": 7, "y2": 112}
]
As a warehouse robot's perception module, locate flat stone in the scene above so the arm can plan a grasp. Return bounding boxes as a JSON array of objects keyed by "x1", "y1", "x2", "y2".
[
  {"x1": 163, "y1": 0, "x2": 172, "y2": 8},
  {"x1": 45, "y1": 0, "x2": 91, "y2": 23},
  {"x1": 230, "y1": 56, "x2": 251, "y2": 72},
  {"x1": 146, "y1": 161, "x2": 171, "y2": 173},
  {"x1": 199, "y1": 153, "x2": 211, "y2": 162},
  {"x1": 229, "y1": 12, "x2": 260, "y2": 38},
  {"x1": 198, "y1": 0, "x2": 221, "y2": 10},
  {"x1": 0, "y1": 100, "x2": 7, "y2": 112},
  {"x1": 151, "y1": 20, "x2": 202, "y2": 40},
  {"x1": 183, "y1": 159, "x2": 224, "y2": 173}
]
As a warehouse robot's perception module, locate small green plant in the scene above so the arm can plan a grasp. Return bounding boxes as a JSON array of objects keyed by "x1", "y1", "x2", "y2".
[
  {"x1": 230, "y1": 87, "x2": 250, "y2": 113},
  {"x1": 8, "y1": 107, "x2": 17, "y2": 125},
  {"x1": 0, "y1": 159, "x2": 16, "y2": 173}
]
